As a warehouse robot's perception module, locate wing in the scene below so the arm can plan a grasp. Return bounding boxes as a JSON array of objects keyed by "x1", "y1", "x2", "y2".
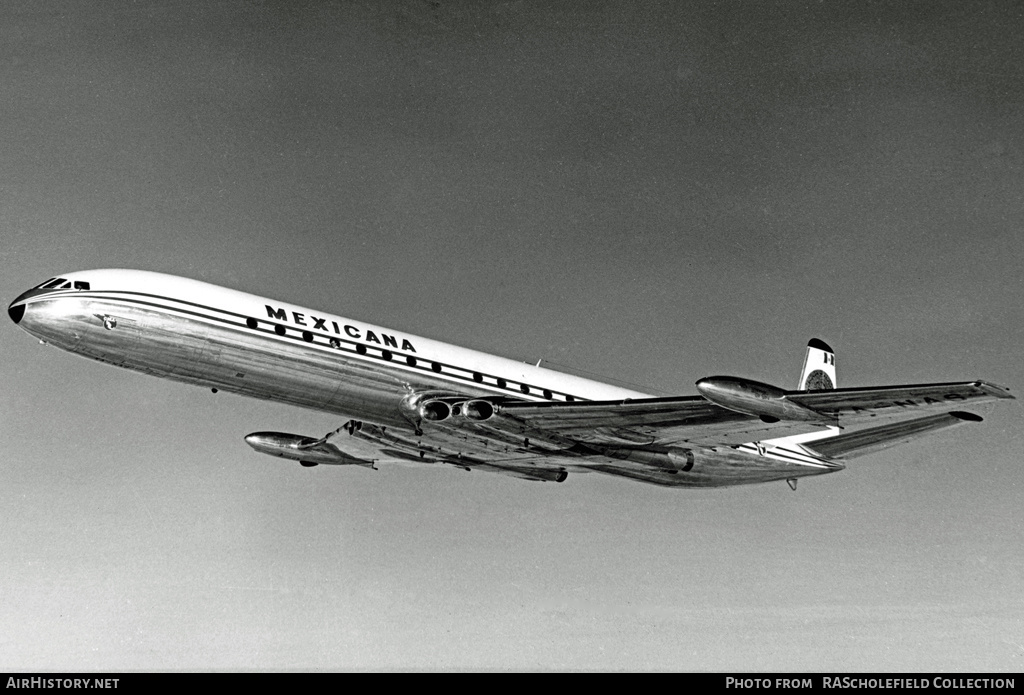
[
  {"x1": 785, "y1": 380, "x2": 1013, "y2": 427},
  {"x1": 489, "y1": 380, "x2": 1013, "y2": 448},
  {"x1": 246, "y1": 380, "x2": 1012, "y2": 487}
]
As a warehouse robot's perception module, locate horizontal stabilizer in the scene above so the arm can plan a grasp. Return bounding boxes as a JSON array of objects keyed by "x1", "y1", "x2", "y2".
[{"x1": 802, "y1": 411, "x2": 982, "y2": 460}]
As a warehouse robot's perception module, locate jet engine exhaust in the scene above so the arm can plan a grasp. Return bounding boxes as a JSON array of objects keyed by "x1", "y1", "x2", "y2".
[
  {"x1": 473, "y1": 465, "x2": 567, "y2": 482},
  {"x1": 521, "y1": 468, "x2": 568, "y2": 483}
]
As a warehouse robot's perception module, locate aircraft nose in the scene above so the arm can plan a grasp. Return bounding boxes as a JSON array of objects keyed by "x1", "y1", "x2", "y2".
[{"x1": 8, "y1": 286, "x2": 55, "y2": 325}]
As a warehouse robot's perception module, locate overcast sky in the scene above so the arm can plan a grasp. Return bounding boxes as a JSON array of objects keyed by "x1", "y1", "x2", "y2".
[{"x1": 2, "y1": 0, "x2": 1023, "y2": 671}]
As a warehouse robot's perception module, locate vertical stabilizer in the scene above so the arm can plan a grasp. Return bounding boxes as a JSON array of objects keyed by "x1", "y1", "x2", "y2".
[{"x1": 797, "y1": 338, "x2": 836, "y2": 390}]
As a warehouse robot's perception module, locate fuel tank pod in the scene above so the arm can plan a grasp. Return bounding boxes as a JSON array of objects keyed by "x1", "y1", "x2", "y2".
[
  {"x1": 696, "y1": 376, "x2": 834, "y2": 424},
  {"x1": 244, "y1": 431, "x2": 376, "y2": 467}
]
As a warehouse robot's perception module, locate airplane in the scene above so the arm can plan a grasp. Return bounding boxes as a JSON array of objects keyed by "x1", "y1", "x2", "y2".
[{"x1": 8, "y1": 269, "x2": 1015, "y2": 490}]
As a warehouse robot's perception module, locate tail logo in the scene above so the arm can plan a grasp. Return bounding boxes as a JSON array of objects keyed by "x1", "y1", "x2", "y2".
[
  {"x1": 803, "y1": 370, "x2": 834, "y2": 390},
  {"x1": 797, "y1": 339, "x2": 837, "y2": 391}
]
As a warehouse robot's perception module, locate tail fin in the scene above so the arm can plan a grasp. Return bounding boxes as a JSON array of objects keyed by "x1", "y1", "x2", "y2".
[{"x1": 797, "y1": 338, "x2": 836, "y2": 390}]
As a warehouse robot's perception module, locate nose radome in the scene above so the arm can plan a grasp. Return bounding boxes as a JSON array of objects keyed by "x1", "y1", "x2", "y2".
[
  {"x1": 9, "y1": 287, "x2": 53, "y2": 325},
  {"x1": 8, "y1": 298, "x2": 26, "y2": 324}
]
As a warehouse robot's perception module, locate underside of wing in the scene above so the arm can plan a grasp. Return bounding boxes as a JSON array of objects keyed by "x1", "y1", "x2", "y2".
[{"x1": 489, "y1": 396, "x2": 828, "y2": 447}]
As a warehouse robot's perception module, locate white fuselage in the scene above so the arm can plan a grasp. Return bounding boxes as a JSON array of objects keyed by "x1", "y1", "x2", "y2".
[{"x1": 10, "y1": 269, "x2": 647, "y2": 431}]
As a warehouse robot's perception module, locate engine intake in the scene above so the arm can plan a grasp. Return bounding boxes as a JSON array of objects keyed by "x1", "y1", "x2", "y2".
[
  {"x1": 418, "y1": 400, "x2": 451, "y2": 421},
  {"x1": 462, "y1": 399, "x2": 495, "y2": 420}
]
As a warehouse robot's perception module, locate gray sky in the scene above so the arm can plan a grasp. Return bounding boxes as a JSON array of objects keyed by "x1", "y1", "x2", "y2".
[{"x1": 2, "y1": 0, "x2": 1023, "y2": 671}]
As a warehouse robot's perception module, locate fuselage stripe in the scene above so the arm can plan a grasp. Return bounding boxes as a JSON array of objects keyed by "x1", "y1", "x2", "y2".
[
  {"x1": 736, "y1": 443, "x2": 835, "y2": 467},
  {"x1": 41, "y1": 290, "x2": 586, "y2": 403}
]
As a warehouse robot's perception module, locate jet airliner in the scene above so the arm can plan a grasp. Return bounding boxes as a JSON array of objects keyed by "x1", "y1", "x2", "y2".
[{"x1": 8, "y1": 270, "x2": 1015, "y2": 489}]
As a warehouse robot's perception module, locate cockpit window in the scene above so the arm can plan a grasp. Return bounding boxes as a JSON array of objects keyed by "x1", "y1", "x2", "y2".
[{"x1": 29, "y1": 278, "x2": 89, "y2": 291}]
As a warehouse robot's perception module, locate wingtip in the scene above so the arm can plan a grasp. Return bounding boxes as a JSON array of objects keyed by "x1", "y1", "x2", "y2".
[{"x1": 974, "y1": 381, "x2": 1015, "y2": 399}]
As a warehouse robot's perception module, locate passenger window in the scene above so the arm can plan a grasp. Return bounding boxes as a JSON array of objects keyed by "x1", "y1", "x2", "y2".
[
  {"x1": 543, "y1": 389, "x2": 552, "y2": 399},
  {"x1": 406, "y1": 356, "x2": 417, "y2": 366},
  {"x1": 496, "y1": 378, "x2": 507, "y2": 388},
  {"x1": 520, "y1": 384, "x2": 530, "y2": 394},
  {"x1": 381, "y1": 350, "x2": 392, "y2": 361}
]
